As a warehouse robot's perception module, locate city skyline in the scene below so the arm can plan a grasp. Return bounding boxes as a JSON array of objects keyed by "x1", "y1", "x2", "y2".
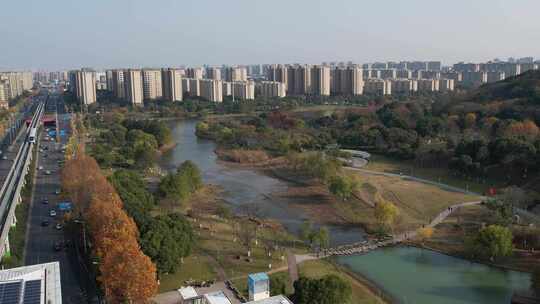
[{"x1": 1, "y1": 0, "x2": 540, "y2": 70}]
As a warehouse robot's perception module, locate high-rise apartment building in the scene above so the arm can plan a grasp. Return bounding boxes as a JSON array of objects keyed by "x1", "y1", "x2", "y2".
[
  {"x1": 396, "y1": 69, "x2": 413, "y2": 79},
  {"x1": 199, "y1": 79, "x2": 223, "y2": 102},
  {"x1": 142, "y1": 69, "x2": 163, "y2": 100},
  {"x1": 124, "y1": 69, "x2": 143, "y2": 105},
  {"x1": 453, "y1": 63, "x2": 481, "y2": 72},
  {"x1": 227, "y1": 81, "x2": 255, "y2": 100},
  {"x1": 0, "y1": 81, "x2": 9, "y2": 108},
  {"x1": 223, "y1": 66, "x2": 248, "y2": 82},
  {"x1": 363, "y1": 69, "x2": 381, "y2": 79},
  {"x1": 461, "y1": 71, "x2": 487, "y2": 86},
  {"x1": 259, "y1": 81, "x2": 286, "y2": 98},
  {"x1": 364, "y1": 79, "x2": 392, "y2": 95},
  {"x1": 267, "y1": 65, "x2": 288, "y2": 87},
  {"x1": 206, "y1": 67, "x2": 222, "y2": 80},
  {"x1": 441, "y1": 71, "x2": 462, "y2": 82},
  {"x1": 106, "y1": 70, "x2": 113, "y2": 91},
  {"x1": 186, "y1": 67, "x2": 204, "y2": 79},
  {"x1": 0, "y1": 72, "x2": 26, "y2": 99},
  {"x1": 379, "y1": 69, "x2": 397, "y2": 79},
  {"x1": 419, "y1": 71, "x2": 441, "y2": 79},
  {"x1": 521, "y1": 63, "x2": 538, "y2": 73},
  {"x1": 486, "y1": 71, "x2": 505, "y2": 83},
  {"x1": 247, "y1": 64, "x2": 262, "y2": 76},
  {"x1": 161, "y1": 68, "x2": 183, "y2": 102},
  {"x1": 286, "y1": 65, "x2": 311, "y2": 95},
  {"x1": 427, "y1": 61, "x2": 442, "y2": 71},
  {"x1": 188, "y1": 79, "x2": 200, "y2": 96},
  {"x1": 439, "y1": 79, "x2": 455, "y2": 92},
  {"x1": 330, "y1": 66, "x2": 363, "y2": 95},
  {"x1": 417, "y1": 79, "x2": 440, "y2": 92},
  {"x1": 310, "y1": 65, "x2": 330, "y2": 96},
  {"x1": 110, "y1": 70, "x2": 125, "y2": 99},
  {"x1": 391, "y1": 79, "x2": 417, "y2": 94},
  {"x1": 74, "y1": 69, "x2": 97, "y2": 105}
]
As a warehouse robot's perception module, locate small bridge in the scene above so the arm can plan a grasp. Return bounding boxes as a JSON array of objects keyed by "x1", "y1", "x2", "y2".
[{"x1": 315, "y1": 200, "x2": 483, "y2": 258}]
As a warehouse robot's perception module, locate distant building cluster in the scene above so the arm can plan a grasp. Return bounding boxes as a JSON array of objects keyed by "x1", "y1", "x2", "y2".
[
  {"x1": 0, "y1": 71, "x2": 33, "y2": 108},
  {"x1": 62, "y1": 56, "x2": 540, "y2": 105}
]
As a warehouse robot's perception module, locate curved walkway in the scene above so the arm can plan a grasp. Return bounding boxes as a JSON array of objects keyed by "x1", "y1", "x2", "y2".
[{"x1": 300, "y1": 200, "x2": 482, "y2": 259}]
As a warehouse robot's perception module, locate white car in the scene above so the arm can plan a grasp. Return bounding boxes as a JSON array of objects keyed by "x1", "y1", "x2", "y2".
[
  {"x1": 45, "y1": 170, "x2": 51, "y2": 175},
  {"x1": 38, "y1": 166, "x2": 43, "y2": 170},
  {"x1": 49, "y1": 210, "x2": 56, "y2": 217}
]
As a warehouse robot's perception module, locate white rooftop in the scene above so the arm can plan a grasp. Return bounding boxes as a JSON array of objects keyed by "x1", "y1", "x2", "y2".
[
  {"x1": 203, "y1": 291, "x2": 233, "y2": 304},
  {"x1": 0, "y1": 261, "x2": 62, "y2": 304},
  {"x1": 246, "y1": 295, "x2": 293, "y2": 304},
  {"x1": 178, "y1": 286, "x2": 198, "y2": 299}
]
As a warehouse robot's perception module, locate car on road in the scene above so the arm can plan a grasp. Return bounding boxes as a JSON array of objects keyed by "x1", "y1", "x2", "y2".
[
  {"x1": 54, "y1": 189, "x2": 61, "y2": 195},
  {"x1": 41, "y1": 198, "x2": 49, "y2": 204},
  {"x1": 41, "y1": 220, "x2": 49, "y2": 227},
  {"x1": 38, "y1": 166, "x2": 43, "y2": 170},
  {"x1": 2, "y1": 156, "x2": 7, "y2": 160},
  {"x1": 53, "y1": 241, "x2": 62, "y2": 251},
  {"x1": 55, "y1": 223, "x2": 63, "y2": 230},
  {"x1": 42, "y1": 154, "x2": 48, "y2": 158},
  {"x1": 45, "y1": 170, "x2": 51, "y2": 175},
  {"x1": 49, "y1": 209, "x2": 56, "y2": 217}
]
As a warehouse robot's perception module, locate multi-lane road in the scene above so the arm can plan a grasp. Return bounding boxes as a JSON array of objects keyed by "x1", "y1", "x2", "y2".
[{"x1": 23, "y1": 92, "x2": 86, "y2": 303}]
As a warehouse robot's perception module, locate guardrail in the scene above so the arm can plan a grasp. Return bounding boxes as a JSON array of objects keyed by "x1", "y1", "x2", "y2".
[{"x1": 0, "y1": 98, "x2": 46, "y2": 259}]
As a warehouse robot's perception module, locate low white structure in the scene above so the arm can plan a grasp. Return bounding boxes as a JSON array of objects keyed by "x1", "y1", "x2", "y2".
[
  {"x1": 0, "y1": 262, "x2": 62, "y2": 304},
  {"x1": 246, "y1": 295, "x2": 293, "y2": 304},
  {"x1": 178, "y1": 287, "x2": 232, "y2": 304}
]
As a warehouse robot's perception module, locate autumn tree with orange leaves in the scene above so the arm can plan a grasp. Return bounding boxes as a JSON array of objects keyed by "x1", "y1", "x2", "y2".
[{"x1": 62, "y1": 151, "x2": 158, "y2": 303}]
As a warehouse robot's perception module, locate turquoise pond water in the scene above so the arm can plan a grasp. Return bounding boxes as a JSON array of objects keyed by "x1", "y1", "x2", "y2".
[{"x1": 336, "y1": 246, "x2": 531, "y2": 304}]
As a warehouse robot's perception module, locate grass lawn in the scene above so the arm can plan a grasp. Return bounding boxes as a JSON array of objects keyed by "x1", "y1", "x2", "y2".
[
  {"x1": 363, "y1": 154, "x2": 501, "y2": 194},
  {"x1": 338, "y1": 169, "x2": 480, "y2": 233},
  {"x1": 231, "y1": 259, "x2": 385, "y2": 304},
  {"x1": 158, "y1": 255, "x2": 217, "y2": 292},
  {"x1": 159, "y1": 211, "x2": 305, "y2": 293},
  {"x1": 195, "y1": 215, "x2": 295, "y2": 279},
  {"x1": 421, "y1": 204, "x2": 540, "y2": 273}
]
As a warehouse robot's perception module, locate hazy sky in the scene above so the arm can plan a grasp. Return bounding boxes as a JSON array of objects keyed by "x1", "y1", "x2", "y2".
[{"x1": 1, "y1": 0, "x2": 539, "y2": 70}]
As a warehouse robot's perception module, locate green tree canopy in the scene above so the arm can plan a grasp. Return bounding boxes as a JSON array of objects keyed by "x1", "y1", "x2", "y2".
[
  {"x1": 466, "y1": 225, "x2": 513, "y2": 261},
  {"x1": 158, "y1": 161, "x2": 203, "y2": 203},
  {"x1": 292, "y1": 275, "x2": 352, "y2": 304},
  {"x1": 140, "y1": 213, "x2": 194, "y2": 274},
  {"x1": 109, "y1": 170, "x2": 155, "y2": 232}
]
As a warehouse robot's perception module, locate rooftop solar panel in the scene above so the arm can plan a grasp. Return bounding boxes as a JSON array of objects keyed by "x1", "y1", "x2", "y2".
[
  {"x1": 0, "y1": 281, "x2": 22, "y2": 304},
  {"x1": 23, "y1": 279, "x2": 42, "y2": 304}
]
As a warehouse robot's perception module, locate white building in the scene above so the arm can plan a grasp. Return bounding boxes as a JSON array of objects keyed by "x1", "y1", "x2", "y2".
[
  {"x1": 200, "y1": 79, "x2": 223, "y2": 102},
  {"x1": 0, "y1": 262, "x2": 62, "y2": 304},
  {"x1": 259, "y1": 81, "x2": 286, "y2": 98}
]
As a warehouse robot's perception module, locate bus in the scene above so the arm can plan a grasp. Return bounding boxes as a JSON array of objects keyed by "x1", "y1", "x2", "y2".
[{"x1": 28, "y1": 127, "x2": 37, "y2": 143}]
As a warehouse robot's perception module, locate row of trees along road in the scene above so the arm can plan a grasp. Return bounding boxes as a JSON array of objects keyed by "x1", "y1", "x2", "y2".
[
  {"x1": 62, "y1": 151, "x2": 158, "y2": 302},
  {"x1": 109, "y1": 168, "x2": 196, "y2": 275}
]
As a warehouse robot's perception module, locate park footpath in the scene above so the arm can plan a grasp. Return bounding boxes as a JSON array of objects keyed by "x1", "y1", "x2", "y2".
[{"x1": 153, "y1": 158, "x2": 540, "y2": 303}]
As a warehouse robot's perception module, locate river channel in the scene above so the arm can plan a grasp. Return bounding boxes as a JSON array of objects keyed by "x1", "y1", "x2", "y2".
[{"x1": 159, "y1": 119, "x2": 530, "y2": 304}]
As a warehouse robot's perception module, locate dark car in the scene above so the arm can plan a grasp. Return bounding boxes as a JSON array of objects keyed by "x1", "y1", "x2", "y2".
[{"x1": 41, "y1": 220, "x2": 49, "y2": 227}]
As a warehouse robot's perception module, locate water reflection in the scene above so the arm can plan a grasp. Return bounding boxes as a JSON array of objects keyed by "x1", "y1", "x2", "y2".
[{"x1": 158, "y1": 119, "x2": 365, "y2": 246}]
